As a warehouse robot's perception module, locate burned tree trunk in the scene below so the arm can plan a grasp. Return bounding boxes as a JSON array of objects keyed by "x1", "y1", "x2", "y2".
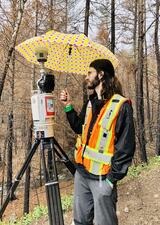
[
  {"x1": 1, "y1": 137, "x2": 8, "y2": 205},
  {"x1": 65, "y1": 0, "x2": 68, "y2": 32},
  {"x1": 144, "y1": 3, "x2": 153, "y2": 143},
  {"x1": 133, "y1": 0, "x2": 138, "y2": 114},
  {"x1": 136, "y1": 0, "x2": 147, "y2": 162},
  {"x1": 83, "y1": 0, "x2": 90, "y2": 104},
  {"x1": 6, "y1": 113, "x2": 14, "y2": 193},
  {"x1": 154, "y1": 0, "x2": 160, "y2": 155},
  {"x1": 6, "y1": 50, "x2": 15, "y2": 198},
  {"x1": 84, "y1": 0, "x2": 90, "y2": 36},
  {"x1": 111, "y1": 0, "x2": 115, "y2": 53},
  {"x1": 49, "y1": 0, "x2": 54, "y2": 30}
]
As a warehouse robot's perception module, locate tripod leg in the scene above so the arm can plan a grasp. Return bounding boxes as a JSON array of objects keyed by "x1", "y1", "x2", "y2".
[
  {"x1": 52, "y1": 137, "x2": 76, "y2": 175},
  {"x1": 41, "y1": 139, "x2": 64, "y2": 225},
  {"x1": 0, "y1": 138, "x2": 40, "y2": 219}
]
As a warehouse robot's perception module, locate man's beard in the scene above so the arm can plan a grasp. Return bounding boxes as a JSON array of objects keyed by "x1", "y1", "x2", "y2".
[{"x1": 86, "y1": 75, "x2": 100, "y2": 90}]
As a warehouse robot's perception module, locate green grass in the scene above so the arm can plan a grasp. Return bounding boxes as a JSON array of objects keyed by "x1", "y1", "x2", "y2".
[
  {"x1": 118, "y1": 156, "x2": 160, "y2": 185},
  {"x1": 0, "y1": 206, "x2": 48, "y2": 225},
  {"x1": 0, "y1": 195, "x2": 73, "y2": 225},
  {"x1": 128, "y1": 156, "x2": 160, "y2": 178},
  {"x1": 61, "y1": 194, "x2": 73, "y2": 213}
]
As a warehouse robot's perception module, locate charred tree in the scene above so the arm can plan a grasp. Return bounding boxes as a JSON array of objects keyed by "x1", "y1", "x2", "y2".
[
  {"x1": 49, "y1": 0, "x2": 54, "y2": 30},
  {"x1": 1, "y1": 137, "x2": 8, "y2": 206},
  {"x1": 65, "y1": 0, "x2": 68, "y2": 32},
  {"x1": 84, "y1": 0, "x2": 90, "y2": 36},
  {"x1": 154, "y1": 0, "x2": 160, "y2": 155},
  {"x1": 136, "y1": 0, "x2": 147, "y2": 162},
  {"x1": 111, "y1": 0, "x2": 115, "y2": 53},
  {"x1": 133, "y1": 0, "x2": 138, "y2": 114},
  {"x1": 6, "y1": 50, "x2": 15, "y2": 198},
  {"x1": 144, "y1": 2, "x2": 153, "y2": 143},
  {"x1": 83, "y1": 0, "x2": 90, "y2": 104},
  {"x1": 6, "y1": 113, "x2": 13, "y2": 193}
]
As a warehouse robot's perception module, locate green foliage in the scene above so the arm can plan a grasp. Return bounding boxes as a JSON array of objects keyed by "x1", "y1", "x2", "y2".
[
  {"x1": 0, "y1": 206, "x2": 47, "y2": 225},
  {"x1": 118, "y1": 156, "x2": 160, "y2": 185},
  {"x1": 128, "y1": 156, "x2": 160, "y2": 178},
  {"x1": 0, "y1": 195, "x2": 73, "y2": 225},
  {"x1": 61, "y1": 195, "x2": 73, "y2": 213}
]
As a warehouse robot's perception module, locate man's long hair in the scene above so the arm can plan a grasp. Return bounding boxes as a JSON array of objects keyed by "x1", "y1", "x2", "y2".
[
  {"x1": 101, "y1": 75, "x2": 123, "y2": 101},
  {"x1": 90, "y1": 59, "x2": 123, "y2": 101}
]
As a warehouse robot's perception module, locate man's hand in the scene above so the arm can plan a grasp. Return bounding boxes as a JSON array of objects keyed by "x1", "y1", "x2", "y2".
[{"x1": 60, "y1": 89, "x2": 72, "y2": 106}]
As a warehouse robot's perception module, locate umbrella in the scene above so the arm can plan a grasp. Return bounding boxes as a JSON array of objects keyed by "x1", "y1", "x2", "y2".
[{"x1": 16, "y1": 30, "x2": 119, "y2": 75}]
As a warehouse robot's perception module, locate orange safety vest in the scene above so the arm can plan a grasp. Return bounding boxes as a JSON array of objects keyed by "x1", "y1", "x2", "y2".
[{"x1": 75, "y1": 94, "x2": 128, "y2": 175}]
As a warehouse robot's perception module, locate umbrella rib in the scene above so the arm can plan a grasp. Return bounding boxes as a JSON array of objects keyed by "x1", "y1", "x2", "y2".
[{"x1": 75, "y1": 46, "x2": 84, "y2": 59}]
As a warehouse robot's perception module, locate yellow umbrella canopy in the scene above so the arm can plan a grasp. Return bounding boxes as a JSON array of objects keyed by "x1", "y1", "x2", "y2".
[{"x1": 16, "y1": 30, "x2": 119, "y2": 75}]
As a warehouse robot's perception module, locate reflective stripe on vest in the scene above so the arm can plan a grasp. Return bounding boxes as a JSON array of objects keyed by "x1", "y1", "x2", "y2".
[
  {"x1": 100, "y1": 94, "x2": 125, "y2": 130},
  {"x1": 96, "y1": 94, "x2": 127, "y2": 155},
  {"x1": 83, "y1": 145, "x2": 113, "y2": 164},
  {"x1": 90, "y1": 161, "x2": 103, "y2": 175}
]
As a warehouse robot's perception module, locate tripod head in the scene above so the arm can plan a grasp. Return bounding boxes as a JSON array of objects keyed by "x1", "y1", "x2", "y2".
[
  {"x1": 35, "y1": 47, "x2": 55, "y2": 93},
  {"x1": 31, "y1": 48, "x2": 55, "y2": 139}
]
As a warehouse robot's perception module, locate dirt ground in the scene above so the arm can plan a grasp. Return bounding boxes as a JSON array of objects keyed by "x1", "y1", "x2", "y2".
[
  {"x1": 2, "y1": 165, "x2": 160, "y2": 225},
  {"x1": 117, "y1": 166, "x2": 160, "y2": 225}
]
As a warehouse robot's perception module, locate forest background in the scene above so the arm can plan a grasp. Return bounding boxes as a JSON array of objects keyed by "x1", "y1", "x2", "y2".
[{"x1": 0, "y1": 0, "x2": 159, "y2": 222}]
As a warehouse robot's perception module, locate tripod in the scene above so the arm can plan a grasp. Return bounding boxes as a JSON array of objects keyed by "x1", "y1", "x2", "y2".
[
  {"x1": 0, "y1": 51, "x2": 76, "y2": 224},
  {"x1": 0, "y1": 136, "x2": 75, "y2": 224}
]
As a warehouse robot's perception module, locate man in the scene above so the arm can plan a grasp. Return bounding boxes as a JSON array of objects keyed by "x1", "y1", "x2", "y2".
[{"x1": 60, "y1": 59, "x2": 135, "y2": 225}]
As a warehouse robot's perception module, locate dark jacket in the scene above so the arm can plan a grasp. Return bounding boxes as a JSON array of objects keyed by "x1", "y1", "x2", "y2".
[{"x1": 66, "y1": 93, "x2": 135, "y2": 183}]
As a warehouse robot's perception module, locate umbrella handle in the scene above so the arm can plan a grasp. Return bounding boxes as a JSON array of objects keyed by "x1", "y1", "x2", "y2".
[{"x1": 65, "y1": 74, "x2": 68, "y2": 88}]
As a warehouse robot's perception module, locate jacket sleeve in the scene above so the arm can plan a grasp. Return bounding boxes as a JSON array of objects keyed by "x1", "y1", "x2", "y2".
[
  {"x1": 107, "y1": 101, "x2": 135, "y2": 183},
  {"x1": 65, "y1": 102, "x2": 87, "y2": 134}
]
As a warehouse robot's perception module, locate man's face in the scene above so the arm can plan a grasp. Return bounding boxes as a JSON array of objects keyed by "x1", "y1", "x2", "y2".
[{"x1": 85, "y1": 67, "x2": 100, "y2": 89}]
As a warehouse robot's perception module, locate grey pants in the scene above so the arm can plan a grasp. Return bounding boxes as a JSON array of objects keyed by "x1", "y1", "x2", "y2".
[{"x1": 73, "y1": 171, "x2": 118, "y2": 225}]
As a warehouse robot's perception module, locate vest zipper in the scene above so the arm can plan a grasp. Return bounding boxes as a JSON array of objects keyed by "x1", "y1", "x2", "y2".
[{"x1": 82, "y1": 130, "x2": 91, "y2": 163}]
